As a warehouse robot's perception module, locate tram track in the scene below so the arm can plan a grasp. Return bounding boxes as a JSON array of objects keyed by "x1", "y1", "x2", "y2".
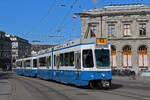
[
  {"x1": 20, "y1": 76, "x2": 150, "y2": 100},
  {"x1": 86, "y1": 82, "x2": 150, "y2": 100},
  {"x1": 99, "y1": 90, "x2": 150, "y2": 100},
  {"x1": 112, "y1": 80, "x2": 150, "y2": 91},
  {"x1": 14, "y1": 78, "x2": 53, "y2": 100},
  {"x1": 8, "y1": 76, "x2": 51, "y2": 100},
  {"x1": 9, "y1": 73, "x2": 150, "y2": 100},
  {"x1": 13, "y1": 75, "x2": 72, "y2": 100}
]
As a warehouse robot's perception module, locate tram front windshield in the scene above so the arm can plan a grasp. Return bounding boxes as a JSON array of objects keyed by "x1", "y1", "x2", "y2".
[
  {"x1": 82, "y1": 49, "x2": 94, "y2": 68},
  {"x1": 95, "y1": 49, "x2": 110, "y2": 68}
]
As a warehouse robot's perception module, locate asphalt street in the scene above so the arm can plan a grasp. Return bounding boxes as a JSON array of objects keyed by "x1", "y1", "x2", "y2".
[{"x1": 0, "y1": 72, "x2": 150, "y2": 100}]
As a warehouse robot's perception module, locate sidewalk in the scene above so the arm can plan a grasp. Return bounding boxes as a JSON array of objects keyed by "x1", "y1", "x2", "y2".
[{"x1": 0, "y1": 72, "x2": 11, "y2": 100}]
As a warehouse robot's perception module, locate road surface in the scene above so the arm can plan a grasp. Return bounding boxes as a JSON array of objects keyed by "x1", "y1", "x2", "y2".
[{"x1": 0, "y1": 72, "x2": 150, "y2": 100}]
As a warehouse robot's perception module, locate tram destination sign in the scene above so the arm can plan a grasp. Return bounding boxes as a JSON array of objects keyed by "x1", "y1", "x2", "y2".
[{"x1": 96, "y1": 38, "x2": 107, "y2": 44}]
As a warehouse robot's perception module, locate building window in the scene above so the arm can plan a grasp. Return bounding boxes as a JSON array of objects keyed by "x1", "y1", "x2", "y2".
[
  {"x1": 108, "y1": 24, "x2": 115, "y2": 36},
  {"x1": 84, "y1": 23, "x2": 97, "y2": 39},
  {"x1": 123, "y1": 24, "x2": 131, "y2": 36},
  {"x1": 138, "y1": 45, "x2": 148, "y2": 67},
  {"x1": 89, "y1": 24, "x2": 96, "y2": 38},
  {"x1": 122, "y1": 45, "x2": 132, "y2": 68},
  {"x1": 111, "y1": 45, "x2": 117, "y2": 68},
  {"x1": 139, "y1": 23, "x2": 146, "y2": 36},
  {"x1": 12, "y1": 42, "x2": 18, "y2": 49}
]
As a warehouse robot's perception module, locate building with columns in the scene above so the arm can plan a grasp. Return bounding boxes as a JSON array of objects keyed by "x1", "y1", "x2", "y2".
[{"x1": 78, "y1": 4, "x2": 150, "y2": 73}]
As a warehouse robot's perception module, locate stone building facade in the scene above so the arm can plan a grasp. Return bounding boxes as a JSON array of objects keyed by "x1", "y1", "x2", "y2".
[
  {"x1": 0, "y1": 31, "x2": 12, "y2": 70},
  {"x1": 31, "y1": 45, "x2": 55, "y2": 55},
  {"x1": 9, "y1": 35, "x2": 31, "y2": 62},
  {"x1": 78, "y1": 4, "x2": 150, "y2": 73}
]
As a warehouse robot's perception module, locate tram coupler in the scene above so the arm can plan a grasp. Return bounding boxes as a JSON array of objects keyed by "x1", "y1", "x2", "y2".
[{"x1": 101, "y1": 79, "x2": 111, "y2": 88}]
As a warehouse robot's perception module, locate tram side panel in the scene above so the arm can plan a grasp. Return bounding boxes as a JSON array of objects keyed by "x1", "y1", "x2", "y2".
[
  {"x1": 52, "y1": 46, "x2": 82, "y2": 85},
  {"x1": 36, "y1": 53, "x2": 53, "y2": 80}
]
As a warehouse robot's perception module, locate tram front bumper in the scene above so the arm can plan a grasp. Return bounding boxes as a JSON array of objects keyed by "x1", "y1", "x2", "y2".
[
  {"x1": 101, "y1": 80, "x2": 110, "y2": 88},
  {"x1": 80, "y1": 71, "x2": 112, "y2": 81}
]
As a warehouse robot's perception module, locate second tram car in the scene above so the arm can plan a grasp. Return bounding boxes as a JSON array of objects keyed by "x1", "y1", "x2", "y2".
[{"x1": 14, "y1": 38, "x2": 112, "y2": 88}]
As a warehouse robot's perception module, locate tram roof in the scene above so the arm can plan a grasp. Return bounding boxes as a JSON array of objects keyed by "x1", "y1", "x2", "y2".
[{"x1": 33, "y1": 38, "x2": 96, "y2": 55}]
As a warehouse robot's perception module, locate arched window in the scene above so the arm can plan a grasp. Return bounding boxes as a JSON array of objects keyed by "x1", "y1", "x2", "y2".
[
  {"x1": 122, "y1": 45, "x2": 132, "y2": 68},
  {"x1": 138, "y1": 45, "x2": 148, "y2": 67},
  {"x1": 111, "y1": 45, "x2": 117, "y2": 68}
]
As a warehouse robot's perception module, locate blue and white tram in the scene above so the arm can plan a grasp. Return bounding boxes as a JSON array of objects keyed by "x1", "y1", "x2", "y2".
[
  {"x1": 36, "y1": 52, "x2": 53, "y2": 80},
  {"x1": 15, "y1": 59, "x2": 23, "y2": 75},
  {"x1": 15, "y1": 57, "x2": 37, "y2": 77},
  {"x1": 51, "y1": 39, "x2": 111, "y2": 88},
  {"x1": 23, "y1": 57, "x2": 37, "y2": 77},
  {"x1": 14, "y1": 38, "x2": 112, "y2": 88}
]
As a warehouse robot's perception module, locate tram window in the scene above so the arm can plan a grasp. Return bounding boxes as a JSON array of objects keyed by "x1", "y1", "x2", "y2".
[
  {"x1": 23, "y1": 61, "x2": 25, "y2": 67},
  {"x1": 60, "y1": 54, "x2": 64, "y2": 66},
  {"x1": 95, "y1": 49, "x2": 110, "y2": 67},
  {"x1": 64, "y1": 53, "x2": 69, "y2": 66},
  {"x1": 75, "y1": 52, "x2": 81, "y2": 69},
  {"x1": 69, "y1": 52, "x2": 74, "y2": 66},
  {"x1": 33, "y1": 59, "x2": 37, "y2": 68},
  {"x1": 21, "y1": 61, "x2": 22, "y2": 67},
  {"x1": 47, "y1": 56, "x2": 51, "y2": 66},
  {"x1": 25, "y1": 60, "x2": 31, "y2": 67},
  {"x1": 56, "y1": 55, "x2": 60, "y2": 68},
  {"x1": 16, "y1": 61, "x2": 22, "y2": 67},
  {"x1": 82, "y1": 49, "x2": 94, "y2": 68},
  {"x1": 54, "y1": 55, "x2": 56, "y2": 66},
  {"x1": 39, "y1": 57, "x2": 46, "y2": 67},
  {"x1": 16, "y1": 61, "x2": 19, "y2": 67}
]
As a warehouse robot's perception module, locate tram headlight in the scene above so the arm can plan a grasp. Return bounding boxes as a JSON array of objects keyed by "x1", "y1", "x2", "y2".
[
  {"x1": 75, "y1": 72, "x2": 79, "y2": 75},
  {"x1": 102, "y1": 73, "x2": 105, "y2": 77}
]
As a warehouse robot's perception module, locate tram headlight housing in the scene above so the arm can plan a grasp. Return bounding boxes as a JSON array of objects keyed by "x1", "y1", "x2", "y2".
[{"x1": 102, "y1": 73, "x2": 105, "y2": 77}]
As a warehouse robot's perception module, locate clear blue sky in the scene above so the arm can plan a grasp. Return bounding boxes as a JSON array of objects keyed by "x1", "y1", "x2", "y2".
[{"x1": 0, "y1": 0, "x2": 150, "y2": 44}]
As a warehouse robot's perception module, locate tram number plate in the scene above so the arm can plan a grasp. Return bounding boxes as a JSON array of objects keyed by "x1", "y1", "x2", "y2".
[{"x1": 95, "y1": 44, "x2": 108, "y2": 48}]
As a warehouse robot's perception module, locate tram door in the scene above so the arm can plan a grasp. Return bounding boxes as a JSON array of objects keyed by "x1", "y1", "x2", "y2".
[
  {"x1": 75, "y1": 51, "x2": 81, "y2": 80},
  {"x1": 55, "y1": 55, "x2": 60, "y2": 81}
]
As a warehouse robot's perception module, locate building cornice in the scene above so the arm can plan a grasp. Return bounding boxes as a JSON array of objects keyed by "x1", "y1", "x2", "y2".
[
  {"x1": 78, "y1": 11, "x2": 150, "y2": 18},
  {"x1": 78, "y1": 4, "x2": 150, "y2": 18},
  {"x1": 108, "y1": 37, "x2": 150, "y2": 40}
]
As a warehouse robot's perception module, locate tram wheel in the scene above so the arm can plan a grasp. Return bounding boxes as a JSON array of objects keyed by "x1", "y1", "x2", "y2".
[
  {"x1": 97, "y1": 81, "x2": 103, "y2": 89},
  {"x1": 89, "y1": 81, "x2": 98, "y2": 89},
  {"x1": 89, "y1": 81, "x2": 95, "y2": 89}
]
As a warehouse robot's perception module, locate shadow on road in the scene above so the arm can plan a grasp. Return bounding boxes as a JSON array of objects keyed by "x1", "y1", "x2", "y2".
[
  {"x1": 110, "y1": 83, "x2": 123, "y2": 90},
  {"x1": 52, "y1": 81, "x2": 123, "y2": 90}
]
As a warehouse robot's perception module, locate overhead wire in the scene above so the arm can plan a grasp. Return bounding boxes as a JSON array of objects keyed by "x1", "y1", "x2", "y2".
[
  {"x1": 29, "y1": 0, "x2": 56, "y2": 35},
  {"x1": 58, "y1": 0, "x2": 78, "y2": 28},
  {"x1": 50, "y1": 0, "x2": 79, "y2": 33},
  {"x1": 29, "y1": 0, "x2": 57, "y2": 43},
  {"x1": 39, "y1": 0, "x2": 57, "y2": 23},
  {"x1": 48, "y1": 0, "x2": 79, "y2": 44}
]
